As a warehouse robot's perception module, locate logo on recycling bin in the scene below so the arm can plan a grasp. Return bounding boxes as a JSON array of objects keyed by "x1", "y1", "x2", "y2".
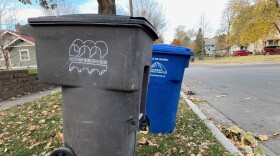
[
  {"x1": 69, "y1": 39, "x2": 108, "y2": 75},
  {"x1": 150, "y1": 62, "x2": 167, "y2": 74}
]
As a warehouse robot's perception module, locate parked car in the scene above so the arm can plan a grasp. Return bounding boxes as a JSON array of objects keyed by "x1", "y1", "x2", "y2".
[
  {"x1": 262, "y1": 46, "x2": 280, "y2": 55},
  {"x1": 232, "y1": 50, "x2": 253, "y2": 56}
]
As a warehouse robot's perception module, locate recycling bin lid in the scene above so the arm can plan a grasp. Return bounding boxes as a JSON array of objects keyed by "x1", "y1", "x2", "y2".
[
  {"x1": 153, "y1": 44, "x2": 194, "y2": 56},
  {"x1": 27, "y1": 14, "x2": 158, "y2": 40}
]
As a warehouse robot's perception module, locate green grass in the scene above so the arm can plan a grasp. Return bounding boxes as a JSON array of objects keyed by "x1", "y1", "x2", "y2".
[
  {"x1": 27, "y1": 67, "x2": 38, "y2": 75},
  {"x1": 136, "y1": 98, "x2": 231, "y2": 156},
  {"x1": 0, "y1": 94, "x2": 231, "y2": 155}
]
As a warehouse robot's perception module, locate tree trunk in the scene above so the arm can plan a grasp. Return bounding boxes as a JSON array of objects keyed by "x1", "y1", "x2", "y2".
[
  {"x1": 97, "y1": 0, "x2": 116, "y2": 14},
  {"x1": 129, "y1": 0, "x2": 133, "y2": 17},
  {"x1": 3, "y1": 50, "x2": 11, "y2": 70}
]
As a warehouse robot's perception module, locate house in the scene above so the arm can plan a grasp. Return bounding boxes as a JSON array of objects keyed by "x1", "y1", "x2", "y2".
[
  {"x1": 0, "y1": 25, "x2": 36, "y2": 69},
  {"x1": 204, "y1": 38, "x2": 215, "y2": 55}
]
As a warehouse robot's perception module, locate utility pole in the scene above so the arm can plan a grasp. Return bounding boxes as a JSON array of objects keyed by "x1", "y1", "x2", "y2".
[{"x1": 129, "y1": 0, "x2": 133, "y2": 17}]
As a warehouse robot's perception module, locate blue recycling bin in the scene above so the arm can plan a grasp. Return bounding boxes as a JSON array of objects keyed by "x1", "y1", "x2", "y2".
[{"x1": 146, "y1": 44, "x2": 194, "y2": 133}]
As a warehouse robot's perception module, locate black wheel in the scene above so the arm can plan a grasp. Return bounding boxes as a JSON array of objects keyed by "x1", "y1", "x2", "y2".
[
  {"x1": 139, "y1": 115, "x2": 150, "y2": 131},
  {"x1": 49, "y1": 147, "x2": 76, "y2": 156}
]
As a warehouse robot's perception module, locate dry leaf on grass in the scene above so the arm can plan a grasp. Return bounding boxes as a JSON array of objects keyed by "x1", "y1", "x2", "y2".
[
  {"x1": 137, "y1": 137, "x2": 147, "y2": 145},
  {"x1": 56, "y1": 132, "x2": 63, "y2": 141},
  {"x1": 147, "y1": 140, "x2": 158, "y2": 147},
  {"x1": 38, "y1": 119, "x2": 46, "y2": 124},
  {"x1": 154, "y1": 152, "x2": 162, "y2": 156}
]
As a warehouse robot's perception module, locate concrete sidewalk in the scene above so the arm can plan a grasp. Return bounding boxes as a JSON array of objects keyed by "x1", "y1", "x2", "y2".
[{"x1": 0, "y1": 87, "x2": 61, "y2": 111}]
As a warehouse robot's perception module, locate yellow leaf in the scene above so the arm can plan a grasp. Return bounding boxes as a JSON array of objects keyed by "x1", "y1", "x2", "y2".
[
  {"x1": 56, "y1": 132, "x2": 63, "y2": 141},
  {"x1": 139, "y1": 130, "x2": 148, "y2": 135},
  {"x1": 259, "y1": 135, "x2": 269, "y2": 141},
  {"x1": 137, "y1": 137, "x2": 147, "y2": 145}
]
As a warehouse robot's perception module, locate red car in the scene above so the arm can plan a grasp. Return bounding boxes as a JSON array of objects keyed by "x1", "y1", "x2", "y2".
[
  {"x1": 232, "y1": 50, "x2": 253, "y2": 56},
  {"x1": 262, "y1": 46, "x2": 280, "y2": 55}
]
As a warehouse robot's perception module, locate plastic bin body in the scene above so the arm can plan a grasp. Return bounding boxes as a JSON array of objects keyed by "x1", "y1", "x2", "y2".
[
  {"x1": 20, "y1": 14, "x2": 157, "y2": 156},
  {"x1": 146, "y1": 44, "x2": 193, "y2": 133}
]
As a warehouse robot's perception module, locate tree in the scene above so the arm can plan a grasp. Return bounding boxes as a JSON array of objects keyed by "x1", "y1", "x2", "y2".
[
  {"x1": 194, "y1": 28, "x2": 204, "y2": 56},
  {"x1": 170, "y1": 39, "x2": 180, "y2": 46},
  {"x1": 42, "y1": 0, "x2": 79, "y2": 16},
  {"x1": 228, "y1": 0, "x2": 280, "y2": 46},
  {"x1": 97, "y1": 0, "x2": 116, "y2": 14},
  {"x1": 18, "y1": 0, "x2": 57, "y2": 9},
  {"x1": 198, "y1": 13, "x2": 211, "y2": 60},
  {"x1": 19, "y1": 0, "x2": 117, "y2": 14},
  {"x1": 174, "y1": 25, "x2": 191, "y2": 47},
  {"x1": 0, "y1": 0, "x2": 20, "y2": 69},
  {"x1": 134, "y1": 0, "x2": 167, "y2": 36}
]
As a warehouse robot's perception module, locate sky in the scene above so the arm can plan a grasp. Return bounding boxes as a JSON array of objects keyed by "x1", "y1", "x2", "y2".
[{"x1": 16, "y1": 0, "x2": 227, "y2": 43}]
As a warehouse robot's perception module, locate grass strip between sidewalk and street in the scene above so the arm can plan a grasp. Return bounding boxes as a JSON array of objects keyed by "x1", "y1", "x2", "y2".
[
  {"x1": 194, "y1": 55, "x2": 280, "y2": 64},
  {"x1": 0, "y1": 93, "x2": 231, "y2": 155}
]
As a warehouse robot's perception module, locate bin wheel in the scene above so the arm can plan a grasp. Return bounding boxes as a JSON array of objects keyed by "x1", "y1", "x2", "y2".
[
  {"x1": 49, "y1": 147, "x2": 76, "y2": 156},
  {"x1": 139, "y1": 116, "x2": 149, "y2": 131}
]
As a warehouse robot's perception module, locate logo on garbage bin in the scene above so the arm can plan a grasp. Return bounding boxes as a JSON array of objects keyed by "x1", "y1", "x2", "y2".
[
  {"x1": 68, "y1": 39, "x2": 108, "y2": 75},
  {"x1": 150, "y1": 62, "x2": 167, "y2": 75}
]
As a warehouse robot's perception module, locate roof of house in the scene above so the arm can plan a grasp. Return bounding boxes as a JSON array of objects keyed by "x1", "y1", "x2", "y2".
[
  {"x1": 0, "y1": 30, "x2": 35, "y2": 44},
  {"x1": 204, "y1": 38, "x2": 215, "y2": 46}
]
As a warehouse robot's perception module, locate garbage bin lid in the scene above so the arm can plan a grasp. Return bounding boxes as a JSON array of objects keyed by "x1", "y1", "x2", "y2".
[
  {"x1": 27, "y1": 14, "x2": 158, "y2": 40},
  {"x1": 153, "y1": 44, "x2": 194, "y2": 56}
]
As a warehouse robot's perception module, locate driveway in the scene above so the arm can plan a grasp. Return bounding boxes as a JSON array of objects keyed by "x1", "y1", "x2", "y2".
[{"x1": 183, "y1": 63, "x2": 280, "y2": 155}]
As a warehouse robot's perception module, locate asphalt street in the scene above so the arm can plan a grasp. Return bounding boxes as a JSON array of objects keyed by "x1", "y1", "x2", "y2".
[{"x1": 183, "y1": 63, "x2": 280, "y2": 155}]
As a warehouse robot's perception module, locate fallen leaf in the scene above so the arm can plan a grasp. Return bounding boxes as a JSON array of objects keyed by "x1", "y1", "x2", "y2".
[
  {"x1": 28, "y1": 124, "x2": 36, "y2": 131},
  {"x1": 242, "y1": 132, "x2": 257, "y2": 145},
  {"x1": 137, "y1": 137, "x2": 147, "y2": 145},
  {"x1": 253, "y1": 146, "x2": 265, "y2": 155},
  {"x1": 228, "y1": 125, "x2": 242, "y2": 134},
  {"x1": 244, "y1": 145, "x2": 253, "y2": 154},
  {"x1": 22, "y1": 137, "x2": 28, "y2": 142},
  {"x1": 24, "y1": 131, "x2": 32, "y2": 136},
  {"x1": 38, "y1": 119, "x2": 46, "y2": 124},
  {"x1": 154, "y1": 152, "x2": 162, "y2": 156},
  {"x1": 172, "y1": 147, "x2": 177, "y2": 153},
  {"x1": 272, "y1": 131, "x2": 279, "y2": 136},
  {"x1": 44, "y1": 139, "x2": 52, "y2": 149},
  {"x1": 259, "y1": 135, "x2": 269, "y2": 141},
  {"x1": 56, "y1": 132, "x2": 63, "y2": 141},
  {"x1": 139, "y1": 130, "x2": 148, "y2": 135},
  {"x1": 147, "y1": 140, "x2": 158, "y2": 147}
]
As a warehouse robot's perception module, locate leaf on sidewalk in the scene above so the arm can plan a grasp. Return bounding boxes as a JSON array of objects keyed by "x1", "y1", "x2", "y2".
[
  {"x1": 242, "y1": 132, "x2": 257, "y2": 145},
  {"x1": 258, "y1": 135, "x2": 269, "y2": 141},
  {"x1": 272, "y1": 131, "x2": 279, "y2": 136}
]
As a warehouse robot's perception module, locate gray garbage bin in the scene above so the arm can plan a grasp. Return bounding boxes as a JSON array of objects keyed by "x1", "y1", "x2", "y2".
[{"x1": 21, "y1": 14, "x2": 158, "y2": 156}]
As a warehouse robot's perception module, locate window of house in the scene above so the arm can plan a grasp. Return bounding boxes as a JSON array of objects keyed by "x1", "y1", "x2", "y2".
[
  {"x1": 0, "y1": 51, "x2": 3, "y2": 60},
  {"x1": 20, "y1": 49, "x2": 30, "y2": 61}
]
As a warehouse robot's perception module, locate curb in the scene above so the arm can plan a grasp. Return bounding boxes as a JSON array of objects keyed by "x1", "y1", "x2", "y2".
[
  {"x1": 0, "y1": 87, "x2": 61, "y2": 111},
  {"x1": 180, "y1": 85, "x2": 244, "y2": 156}
]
